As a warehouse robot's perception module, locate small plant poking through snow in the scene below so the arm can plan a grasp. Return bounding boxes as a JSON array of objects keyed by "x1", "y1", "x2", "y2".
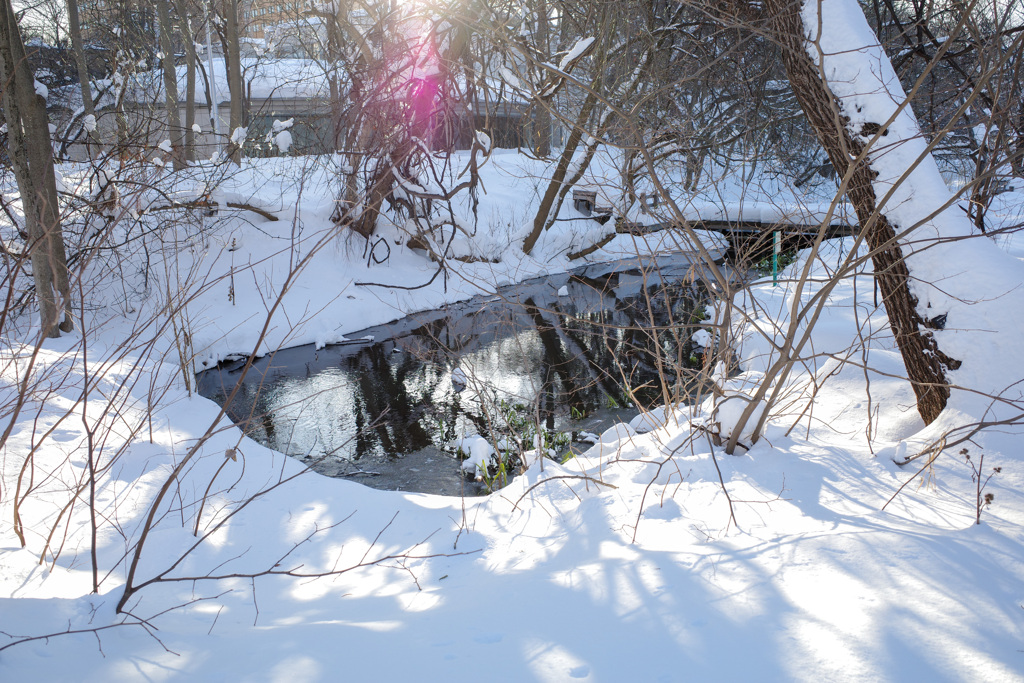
[
  {"x1": 963, "y1": 448, "x2": 1001, "y2": 525},
  {"x1": 451, "y1": 399, "x2": 572, "y2": 491}
]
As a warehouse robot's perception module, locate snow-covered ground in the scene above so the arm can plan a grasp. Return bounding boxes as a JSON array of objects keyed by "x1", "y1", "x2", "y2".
[{"x1": 1, "y1": 150, "x2": 1023, "y2": 681}]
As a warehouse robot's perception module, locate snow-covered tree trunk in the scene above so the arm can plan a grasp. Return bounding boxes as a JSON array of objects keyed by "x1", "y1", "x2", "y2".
[{"x1": 764, "y1": 0, "x2": 965, "y2": 424}]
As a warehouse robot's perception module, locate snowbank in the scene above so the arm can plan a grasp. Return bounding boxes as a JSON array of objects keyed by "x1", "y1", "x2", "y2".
[{"x1": 1, "y1": 149, "x2": 1023, "y2": 682}]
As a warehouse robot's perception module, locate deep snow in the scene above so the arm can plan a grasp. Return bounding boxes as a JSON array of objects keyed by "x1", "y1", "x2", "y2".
[{"x1": 1, "y1": 144, "x2": 1023, "y2": 682}]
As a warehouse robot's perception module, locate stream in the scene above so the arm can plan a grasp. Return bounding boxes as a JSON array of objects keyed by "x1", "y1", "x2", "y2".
[{"x1": 196, "y1": 253, "x2": 725, "y2": 495}]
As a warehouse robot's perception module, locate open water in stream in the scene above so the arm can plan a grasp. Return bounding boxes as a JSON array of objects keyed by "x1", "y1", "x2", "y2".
[{"x1": 196, "y1": 253, "x2": 727, "y2": 495}]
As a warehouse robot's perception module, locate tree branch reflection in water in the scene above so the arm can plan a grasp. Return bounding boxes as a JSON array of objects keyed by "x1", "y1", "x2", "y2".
[{"x1": 197, "y1": 255, "x2": 727, "y2": 494}]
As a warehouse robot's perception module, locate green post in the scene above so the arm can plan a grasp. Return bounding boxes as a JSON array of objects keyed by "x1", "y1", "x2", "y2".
[{"x1": 772, "y1": 230, "x2": 780, "y2": 286}]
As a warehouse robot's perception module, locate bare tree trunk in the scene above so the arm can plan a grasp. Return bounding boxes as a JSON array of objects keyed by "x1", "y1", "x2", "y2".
[
  {"x1": 178, "y1": 1, "x2": 198, "y2": 161},
  {"x1": 224, "y1": 0, "x2": 244, "y2": 165},
  {"x1": 327, "y1": 8, "x2": 345, "y2": 151},
  {"x1": 523, "y1": 87, "x2": 599, "y2": 255},
  {"x1": 113, "y1": 52, "x2": 130, "y2": 156},
  {"x1": 66, "y1": 0, "x2": 100, "y2": 157},
  {"x1": 532, "y1": 0, "x2": 552, "y2": 157},
  {"x1": 0, "y1": 0, "x2": 73, "y2": 336},
  {"x1": 157, "y1": 0, "x2": 185, "y2": 169},
  {"x1": 341, "y1": 93, "x2": 371, "y2": 222},
  {"x1": 329, "y1": 76, "x2": 345, "y2": 151},
  {"x1": 762, "y1": 0, "x2": 959, "y2": 424}
]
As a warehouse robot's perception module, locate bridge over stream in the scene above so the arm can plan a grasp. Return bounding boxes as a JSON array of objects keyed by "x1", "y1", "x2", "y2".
[{"x1": 572, "y1": 188, "x2": 858, "y2": 263}]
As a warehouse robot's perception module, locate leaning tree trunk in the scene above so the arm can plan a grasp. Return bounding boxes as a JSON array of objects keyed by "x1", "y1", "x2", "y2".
[
  {"x1": 0, "y1": 0, "x2": 73, "y2": 336},
  {"x1": 522, "y1": 87, "x2": 599, "y2": 255},
  {"x1": 763, "y1": 0, "x2": 961, "y2": 425}
]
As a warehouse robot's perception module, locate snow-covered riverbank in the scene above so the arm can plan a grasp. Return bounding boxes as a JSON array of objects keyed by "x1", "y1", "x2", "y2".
[{"x1": 2, "y1": 152, "x2": 1023, "y2": 681}]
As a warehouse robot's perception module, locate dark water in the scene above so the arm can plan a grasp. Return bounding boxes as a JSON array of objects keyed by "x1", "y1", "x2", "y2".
[{"x1": 196, "y1": 254, "x2": 721, "y2": 495}]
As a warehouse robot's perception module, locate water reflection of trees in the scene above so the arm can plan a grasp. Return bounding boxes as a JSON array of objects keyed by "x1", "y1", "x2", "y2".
[
  {"x1": 199, "y1": 263, "x2": 717, "y2": 477},
  {"x1": 349, "y1": 345, "x2": 436, "y2": 458}
]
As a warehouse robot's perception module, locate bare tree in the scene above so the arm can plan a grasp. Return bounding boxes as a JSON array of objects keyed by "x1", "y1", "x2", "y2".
[
  {"x1": 66, "y1": 0, "x2": 100, "y2": 155},
  {"x1": 866, "y1": 0, "x2": 1024, "y2": 229},
  {"x1": 741, "y1": 0, "x2": 962, "y2": 426},
  {"x1": 157, "y1": 0, "x2": 186, "y2": 169},
  {"x1": 223, "y1": 0, "x2": 244, "y2": 164},
  {"x1": 177, "y1": 0, "x2": 199, "y2": 161},
  {"x1": 530, "y1": 0, "x2": 552, "y2": 158},
  {"x1": 0, "y1": 0, "x2": 73, "y2": 336}
]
